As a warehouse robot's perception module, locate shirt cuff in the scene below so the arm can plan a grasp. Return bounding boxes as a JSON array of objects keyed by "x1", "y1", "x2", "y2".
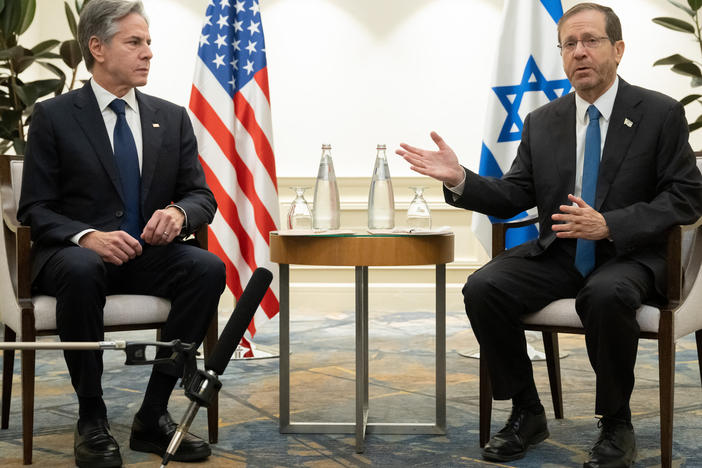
[
  {"x1": 167, "y1": 204, "x2": 188, "y2": 234},
  {"x1": 444, "y1": 170, "x2": 467, "y2": 198},
  {"x1": 72, "y1": 229, "x2": 96, "y2": 246}
]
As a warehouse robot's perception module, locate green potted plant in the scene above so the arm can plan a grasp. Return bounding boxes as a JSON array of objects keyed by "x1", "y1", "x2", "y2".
[
  {"x1": 653, "y1": 0, "x2": 702, "y2": 132},
  {"x1": 0, "y1": 0, "x2": 87, "y2": 155}
]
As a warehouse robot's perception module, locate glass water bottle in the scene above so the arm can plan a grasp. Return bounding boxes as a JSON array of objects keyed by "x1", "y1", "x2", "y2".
[
  {"x1": 368, "y1": 144, "x2": 395, "y2": 229},
  {"x1": 312, "y1": 144, "x2": 341, "y2": 230}
]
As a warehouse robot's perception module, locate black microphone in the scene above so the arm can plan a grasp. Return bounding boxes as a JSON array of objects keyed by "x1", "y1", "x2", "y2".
[
  {"x1": 206, "y1": 267, "x2": 273, "y2": 373},
  {"x1": 160, "y1": 267, "x2": 273, "y2": 467}
]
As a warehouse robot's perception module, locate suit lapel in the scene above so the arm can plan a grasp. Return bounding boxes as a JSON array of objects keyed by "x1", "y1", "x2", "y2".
[
  {"x1": 551, "y1": 94, "x2": 577, "y2": 194},
  {"x1": 72, "y1": 83, "x2": 125, "y2": 200},
  {"x1": 136, "y1": 90, "x2": 163, "y2": 204},
  {"x1": 596, "y1": 79, "x2": 642, "y2": 210}
]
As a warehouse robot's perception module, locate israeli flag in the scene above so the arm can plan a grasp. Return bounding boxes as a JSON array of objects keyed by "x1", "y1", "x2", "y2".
[{"x1": 473, "y1": 0, "x2": 571, "y2": 255}]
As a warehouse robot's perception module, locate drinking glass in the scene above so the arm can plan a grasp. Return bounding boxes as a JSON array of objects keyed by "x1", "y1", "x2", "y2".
[
  {"x1": 287, "y1": 186, "x2": 313, "y2": 229},
  {"x1": 407, "y1": 186, "x2": 431, "y2": 230}
]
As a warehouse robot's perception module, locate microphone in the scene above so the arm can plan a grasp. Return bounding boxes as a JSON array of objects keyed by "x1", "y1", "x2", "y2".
[{"x1": 160, "y1": 267, "x2": 273, "y2": 467}]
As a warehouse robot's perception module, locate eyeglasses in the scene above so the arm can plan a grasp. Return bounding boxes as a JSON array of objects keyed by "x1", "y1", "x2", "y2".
[{"x1": 557, "y1": 36, "x2": 610, "y2": 54}]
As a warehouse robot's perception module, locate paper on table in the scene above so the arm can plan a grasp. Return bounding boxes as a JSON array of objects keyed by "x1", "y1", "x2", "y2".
[
  {"x1": 274, "y1": 229, "x2": 355, "y2": 236},
  {"x1": 367, "y1": 226, "x2": 453, "y2": 235}
]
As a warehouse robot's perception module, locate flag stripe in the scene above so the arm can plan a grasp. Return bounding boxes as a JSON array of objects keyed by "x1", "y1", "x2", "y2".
[
  {"x1": 200, "y1": 156, "x2": 258, "y2": 271},
  {"x1": 233, "y1": 90, "x2": 276, "y2": 182}
]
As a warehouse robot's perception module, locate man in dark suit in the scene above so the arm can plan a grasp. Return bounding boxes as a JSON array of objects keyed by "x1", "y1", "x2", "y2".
[
  {"x1": 18, "y1": 1, "x2": 226, "y2": 466},
  {"x1": 397, "y1": 3, "x2": 702, "y2": 467}
]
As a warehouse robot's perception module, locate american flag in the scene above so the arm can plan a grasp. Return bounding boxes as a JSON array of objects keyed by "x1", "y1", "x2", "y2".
[{"x1": 188, "y1": 0, "x2": 279, "y2": 357}]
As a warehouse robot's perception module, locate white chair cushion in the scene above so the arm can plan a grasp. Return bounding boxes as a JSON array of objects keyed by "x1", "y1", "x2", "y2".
[
  {"x1": 522, "y1": 298, "x2": 661, "y2": 334},
  {"x1": 31, "y1": 294, "x2": 171, "y2": 332}
]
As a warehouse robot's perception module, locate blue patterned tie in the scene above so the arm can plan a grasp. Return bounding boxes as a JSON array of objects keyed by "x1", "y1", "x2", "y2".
[
  {"x1": 575, "y1": 105, "x2": 601, "y2": 276},
  {"x1": 108, "y1": 99, "x2": 142, "y2": 241}
]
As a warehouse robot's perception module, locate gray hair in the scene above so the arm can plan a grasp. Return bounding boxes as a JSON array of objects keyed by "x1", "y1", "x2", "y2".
[
  {"x1": 78, "y1": 0, "x2": 148, "y2": 71},
  {"x1": 557, "y1": 2, "x2": 622, "y2": 45}
]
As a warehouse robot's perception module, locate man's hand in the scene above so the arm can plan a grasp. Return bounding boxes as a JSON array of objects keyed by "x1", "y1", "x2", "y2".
[
  {"x1": 396, "y1": 131, "x2": 465, "y2": 186},
  {"x1": 551, "y1": 194, "x2": 610, "y2": 240},
  {"x1": 79, "y1": 231, "x2": 143, "y2": 265},
  {"x1": 141, "y1": 206, "x2": 185, "y2": 245}
]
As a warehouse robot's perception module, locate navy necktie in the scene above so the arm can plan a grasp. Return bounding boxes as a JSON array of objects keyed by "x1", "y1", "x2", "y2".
[
  {"x1": 575, "y1": 105, "x2": 601, "y2": 276},
  {"x1": 108, "y1": 98, "x2": 142, "y2": 241}
]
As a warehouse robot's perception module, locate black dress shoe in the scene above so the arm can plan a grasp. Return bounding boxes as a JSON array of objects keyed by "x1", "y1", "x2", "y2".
[
  {"x1": 129, "y1": 411, "x2": 211, "y2": 461},
  {"x1": 74, "y1": 418, "x2": 122, "y2": 468},
  {"x1": 583, "y1": 418, "x2": 636, "y2": 468},
  {"x1": 482, "y1": 406, "x2": 549, "y2": 462}
]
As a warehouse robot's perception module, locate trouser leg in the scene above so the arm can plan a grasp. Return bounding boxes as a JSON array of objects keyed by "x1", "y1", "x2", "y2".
[
  {"x1": 575, "y1": 257, "x2": 654, "y2": 418},
  {"x1": 463, "y1": 242, "x2": 582, "y2": 400},
  {"x1": 35, "y1": 247, "x2": 108, "y2": 401},
  {"x1": 116, "y1": 243, "x2": 226, "y2": 411}
]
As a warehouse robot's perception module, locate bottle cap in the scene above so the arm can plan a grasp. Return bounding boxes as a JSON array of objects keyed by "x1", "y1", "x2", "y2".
[
  {"x1": 376, "y1": 144, "x2": 386, "y2": 150},
  {"x1": 321, "y1": 144, "x2": 331, "y2": 150}
]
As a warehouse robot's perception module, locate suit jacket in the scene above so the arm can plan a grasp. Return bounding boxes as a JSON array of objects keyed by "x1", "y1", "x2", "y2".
[
  {"x1": 18, "y1": 82, "x2": 217, "y2": 281},
  {"x1": 445, "y1": 78, "x2": 702, "y2": 295}
]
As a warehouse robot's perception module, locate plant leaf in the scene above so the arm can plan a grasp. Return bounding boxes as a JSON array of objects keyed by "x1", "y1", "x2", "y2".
[
  {"x1": 38, "y1": 61, "x2": 67, "y2": 81},
  {"x1": 17, "y1": 0, "x2": 36, "y2": 35},
  {"x1": 689, "y1": 121, "x2": 702, "y2": 132},
  {"x1": 688, "y1": 0, "x2": 702, "y2": 11},
  {"x1": 652, "y1": 17, "x2": 696, "y2": 33},
  {"x1": 0, "y1": 0, "x2": 5, "y2": 16},
  {"x1": 680, "y1": 94, "x2": 702, "y2": 105},
  {"x1": 0, "y1": 45, "x2": 25, "y2": 60},
  {"x1": 0, "y1": 140, "x2": 12, "y2": 154},
  {"x1": 64, "y1": 1, "x2": 77, "y2": 38},
  {"x1": 60, "y1": 39, "x2": 82, "y2": 68},
  {"x1": 669, "y1": 0, "x2": 695, "y2": 15},
  {"x1": 12, "y1": 137, "x2": 25, "y2": 155},
  {"x1": 31, "y1": 39, "x2": 60, "y2": 56},
  {"x1": 0, "y1": 0, "x2": 23, "y2": 36},
  {"x1": 692, "y1": 76, "x2": 702, "y2": 87},
  {"x1": 11, "y1": 79, "x2": 62, "y2": 107},
  {"x1": 653, "y1": 54, "x2": 694, "y2": 66},
  {"x1": 672, "y1": 61, "x2": 702, "y2": 77}
]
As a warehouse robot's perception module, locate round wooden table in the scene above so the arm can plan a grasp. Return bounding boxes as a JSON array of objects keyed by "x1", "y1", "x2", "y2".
[{"x1": 270, "y1": 231, "x2": 454, "y2": 453}]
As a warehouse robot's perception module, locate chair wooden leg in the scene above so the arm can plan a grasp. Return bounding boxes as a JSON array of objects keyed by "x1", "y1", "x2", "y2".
[
  {"x1": 658, "y1": 317, "x2": 675, "y2": 468},
  {"x1": 542, "y1": 331, "x2": 564, "y2": 419},
  {"x1": 479, "y1": 351, "x2": 492, "y2": 447},
  {"x1": 20, "y1": 348, "x2": 35, "y2": 465},
  {"x1": 2, "y1": 325, "x2": 16, "y2": 429},
  {"x1": 203, "y1": 315, "x2": 219, "y2": 444}
]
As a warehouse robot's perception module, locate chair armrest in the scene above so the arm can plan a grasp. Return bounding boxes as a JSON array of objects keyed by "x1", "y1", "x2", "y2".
[
  {"x1": 666, "y1": 217, "x2": 702, "y2": 304},
  {"x1": 194, "y1": 224, "x2": 209, "y2": 250},
  {"x1": 491, "y1": 214, "x2": 538, "y2": 256},
  {"x1": 1, "y1": 195, "x2": 32, "y2": 302}
]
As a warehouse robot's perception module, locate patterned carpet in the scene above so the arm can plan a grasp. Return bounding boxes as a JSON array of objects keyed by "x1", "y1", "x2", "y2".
[{"x1": 1, "y1": 301, "x2": 701, "y2": 467}]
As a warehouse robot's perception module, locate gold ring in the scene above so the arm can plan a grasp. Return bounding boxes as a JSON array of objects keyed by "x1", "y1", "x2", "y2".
[{"x1": 163, "y1": 231, "x2": 169, "y2": 236}]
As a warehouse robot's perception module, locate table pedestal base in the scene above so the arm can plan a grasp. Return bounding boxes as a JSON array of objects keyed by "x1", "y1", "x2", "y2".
[{"x1": 278, "y1": 264, "x2": 447, "y2": 453}]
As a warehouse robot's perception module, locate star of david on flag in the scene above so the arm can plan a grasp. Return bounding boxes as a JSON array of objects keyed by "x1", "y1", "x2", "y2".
[
  {"x1": 189, "y1": 0, "x2": 280, "y2": 358},
  {"x1": 473, "y1": 0, "x2": 572, "y2": 255}
]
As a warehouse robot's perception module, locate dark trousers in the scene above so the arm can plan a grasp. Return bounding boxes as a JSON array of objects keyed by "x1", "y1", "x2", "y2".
[
  {"x1": 463, "y1": 239, "x2": 655, "y2": 417},
  {"x1": 35, "y1": 242, "x2": 226, "y2": 399}
]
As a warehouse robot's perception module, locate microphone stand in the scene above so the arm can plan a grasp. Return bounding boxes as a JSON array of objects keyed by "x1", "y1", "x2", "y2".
[
  {"x1": 0, "y1": 340, "x2": 196, "y2": 368},
  {"x1": 160, "y1": 368, "x2": 221, "y2": 467}
]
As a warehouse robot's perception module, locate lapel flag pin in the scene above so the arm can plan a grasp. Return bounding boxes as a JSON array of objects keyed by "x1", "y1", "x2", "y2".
[
  {"x1": 624, "y1": 118, "x2": 633, "y2": 128},
  {"x1": 152, "y1": 123, "x2": 160, "y2": 128}
]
